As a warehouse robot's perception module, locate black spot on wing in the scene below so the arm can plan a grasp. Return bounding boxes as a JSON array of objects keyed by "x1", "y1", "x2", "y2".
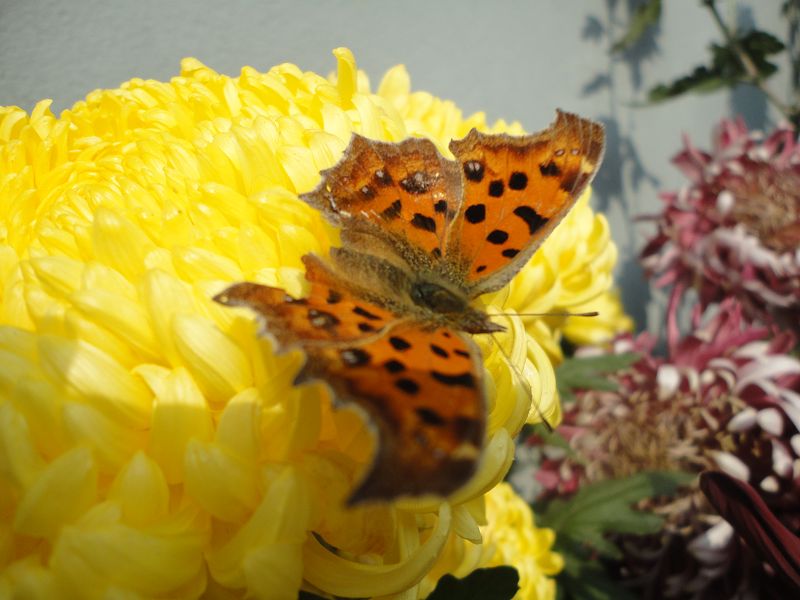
[
  {"x1": 400, "y1": 171, "x2": 433, "y2": 194},
  {"x1": 430, "y1": 344, "x2": 449, "y2": 358},
  {"x1": 513, "y1": 206, "x2": 549, "y2": 235},
  {"x1": 434, "y1": 199, "x2": 447, "y2": 214},
  {"x1": 374, "y1": 168, "x2": 392, "y2": 185},
  {"x1": 431, "y1": 370, "x2": 475, "y2": 388},
  {"x1": 353, "y1": 306, "x2": 381, "y2": 321},
  {"x1": 509, "y1": 172, "x2": 528, "y2": 190},
  {"x1": 502, "y1": 248, "x2": 519, "y2": 258},
  {"x1": 486, "y1": 230, "x2": 509, "y2": 244},
  {"x1": 384, "y1": 359, "x2": 406, "y2": 373},
  {"x1": 539, "y1": 162, "x2": 561, "y2": 177},
  {"x1": 416, "y1": 407, "x2": 446, "y2": 426},
  {"x1": 411, "y1": 213, "x2": 437, "y2": 232},
  {"x1": 326, "y1": 289, "x2": 342, "y2": 304},
  {"x1": 381, "y1": 199, "x2": 402, "y2": 220},
  {"x1": 488, "y1": 180, "x2": 504, "y2": 197},
  {"x1": 465, "y1": 204, "x2": 485, "y2": 224},
  {"x1": 389, "y1": 336, "x2": 411, "y2": 351},
  {"x1": 340, "y1": 348, "x2": 371, "y2": 366},
  {"x1": 463, "y1": 160, "x2": 484, "y2": 182},
  {"x1": 308, "y1": 309, "x2": 340, "y2": 329},
  {"x1": 395, "y1": 378, "x2": 420, "y2": 394}
]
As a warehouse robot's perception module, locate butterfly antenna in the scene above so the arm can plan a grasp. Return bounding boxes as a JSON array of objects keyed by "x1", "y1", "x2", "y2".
[
  {"x1": 492, "y1": 310, "x2": 599, "y2": 318},
  {"x1": 488, "y1": 331, "x2": 553, "y2": 432}
]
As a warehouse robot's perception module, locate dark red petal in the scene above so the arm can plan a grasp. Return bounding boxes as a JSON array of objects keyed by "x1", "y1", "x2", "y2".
[{"x1": 700, "y1": 471, "x2": 800, "y2": 589}]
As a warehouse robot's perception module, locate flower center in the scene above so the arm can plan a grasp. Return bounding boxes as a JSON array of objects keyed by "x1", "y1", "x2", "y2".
[{"x1": 726, "y1": 166, "x2": 800, "y2": 253}]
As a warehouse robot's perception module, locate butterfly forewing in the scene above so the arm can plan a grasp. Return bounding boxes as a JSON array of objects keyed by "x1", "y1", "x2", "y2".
[
  {"x1": 300, "y1": 324, "x2": 485, "y2": 503},
  {"x1": 301, "y1": 135, "x2": 463, "y2": 258},
  {"x1": 446, "y1": 111, "x2": 604, "y2": 296},
  {"x1": 214, "y1": 254, "x2": 397, "y2": 349}
]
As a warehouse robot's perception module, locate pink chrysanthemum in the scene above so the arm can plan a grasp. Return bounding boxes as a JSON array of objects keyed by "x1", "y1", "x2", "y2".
[
  {"x1": 519, "y1": 299, "x2": 800, "y2": 598},
  {"x1": 641, "y1": 118, "x2": 800, "y2": 343}
]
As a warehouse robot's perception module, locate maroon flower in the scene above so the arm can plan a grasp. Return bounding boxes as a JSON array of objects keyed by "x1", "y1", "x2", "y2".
[
  {"x1": 701, "y1": 471, "x2": 800, "y2": 592},
  {"x1": 518, "y1": 299, "x2": 800, "y2": 598},
  {"x1": 641, "y1": 118, "x2": 800, "y2": 343}
]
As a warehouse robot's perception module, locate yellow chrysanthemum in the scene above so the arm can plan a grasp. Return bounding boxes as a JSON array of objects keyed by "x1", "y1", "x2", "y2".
[
  {"x1": 419, "y1": 483, "x2": 563, "y2": 599},
  {"x1": 0, "y1": 48, "x2": 624, "y2": 599}
]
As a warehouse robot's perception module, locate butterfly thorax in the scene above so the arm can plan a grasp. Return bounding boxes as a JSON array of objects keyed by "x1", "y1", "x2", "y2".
[
  {"x1": 327, "y1": 241, "x2": 502, "y2": 335},
  {"x1": 407, "y1": 279, "x2": 503, "y2": 334}
]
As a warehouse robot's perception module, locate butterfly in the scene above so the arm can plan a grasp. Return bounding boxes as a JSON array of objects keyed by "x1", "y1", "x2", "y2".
[{"x1": 214, "y1": 110, "x2": 604, "y2": 504}]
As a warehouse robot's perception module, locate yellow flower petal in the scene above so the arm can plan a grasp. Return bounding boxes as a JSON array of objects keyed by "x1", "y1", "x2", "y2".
[
  {"x1": 13, "y1": 446, "x2": 97, "y2": 538},
  {"x1": 146, "y1": 367, "x2": 213, "y2": 484},
  {"x1": 171, "y1": 314, "x2": 252, "y2": 401},
  {"x1": 62, "y1": 402, "x2": 145, "y2": 471},
  {"x1": 109, "y1": 451, "x2": 169, "y2": 527},
  {"x1": 184, "y1": 439, "x2": 259, "y2": 523},
  {"x1": 49, "y1": 503, "x2": 207, "y2": 598},
  {"x1": 37, "y1": 335, "x2": 151, "y2": 427},
  {"x1": 303, "y1": 503, "x2": 452, "y2": 598},
  {"x1": 206, "y1": 466, "x2": 310, "y2": 591},
  {"x1": 0, "y1": 403, "x2": 45, "y2": 490}
]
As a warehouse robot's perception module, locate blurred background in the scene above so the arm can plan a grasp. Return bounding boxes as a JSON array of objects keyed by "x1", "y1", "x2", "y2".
[{"x1": 0, "y1": 0, "x2": 790, "y2": 332}]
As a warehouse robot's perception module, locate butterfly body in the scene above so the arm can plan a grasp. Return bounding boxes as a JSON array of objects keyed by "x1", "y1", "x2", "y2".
[{"x1": 215, "y1": 111, "x2": 604, "y2": 503}]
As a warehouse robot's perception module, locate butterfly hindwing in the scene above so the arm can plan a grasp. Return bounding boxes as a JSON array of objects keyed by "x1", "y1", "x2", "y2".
[
  {"x1": 447, "y1": 110, "x2": 604, "y2": 296},
  {"x1": 299, "y1": 324, "x2": 485, "y2": 504},
  {"x1": 215, "y1": 256, "x2": 485, "y2": 504},
  {"x1": 301, "y1": 134, "x2": 463, "y2": 257}
]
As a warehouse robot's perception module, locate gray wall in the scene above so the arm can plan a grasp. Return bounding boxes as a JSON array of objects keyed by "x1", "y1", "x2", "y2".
[{"x1": 0, "y1": 0, "x2": 790, "y2": 333}]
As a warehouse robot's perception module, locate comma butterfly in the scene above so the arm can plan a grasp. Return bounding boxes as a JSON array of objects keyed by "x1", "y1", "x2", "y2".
[{"x1": 214, "y1": 110, "x2": 604, "y2": 504}]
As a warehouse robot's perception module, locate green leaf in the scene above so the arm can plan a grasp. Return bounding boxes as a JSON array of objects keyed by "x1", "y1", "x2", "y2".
[
  {"x1": 539, "y1": 471, "x2": 694, "y2": 559},
  {"x1": 611, "y1": 0, "x2": 662, "y2": 53},
  {"x1": 648, "y1": 66, "x2": 726, "y2": 102},
  {"x1": 555, "y1": 352, "x2": 639, "y2": 401},
  {"x1": 647, "y1": 28, "x2": 785, "y2": 102},
  {"x1": 428, "y1": 566, "x2": 519, "y2": 600},
  {"x1": 556, "y1": 547, "x2": 639, "y2": 600}
]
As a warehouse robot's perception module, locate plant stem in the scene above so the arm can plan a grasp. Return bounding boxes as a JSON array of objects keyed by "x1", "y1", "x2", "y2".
[
  {"x1": 786, "y1": 0, "x2": 800, "y2": 110},
  {"x1": 704, "y1": 0, "x2": 800, "y2": 129}
]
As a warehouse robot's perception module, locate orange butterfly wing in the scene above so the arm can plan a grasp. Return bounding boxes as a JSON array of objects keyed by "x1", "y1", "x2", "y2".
[
  {"x1": 447, "y1": 110, "x2": 604, "y2": 295},
  {"x1": 215, "y1": 256, "x2": 484, "y2": 504},
  {"x1": 299, "y1": 324, "x2": 484, "y2": 504},
  {"x1": 214, "y1": 254, "x2": 396, "y2": 348},
  {"x1": 301, "y1": 135, "x2": 463, "y2": 257}
]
